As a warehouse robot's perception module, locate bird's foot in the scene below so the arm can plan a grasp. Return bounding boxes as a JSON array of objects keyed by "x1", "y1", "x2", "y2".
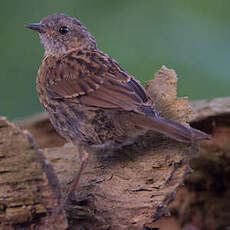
[{"x1": 66, "y1": 192, "x2": 77, "y2": 204}]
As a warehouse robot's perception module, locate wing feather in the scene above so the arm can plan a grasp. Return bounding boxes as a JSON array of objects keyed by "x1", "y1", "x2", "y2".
[{"x1": 48, "y1": 50, "x2": 153, "y2": 112}]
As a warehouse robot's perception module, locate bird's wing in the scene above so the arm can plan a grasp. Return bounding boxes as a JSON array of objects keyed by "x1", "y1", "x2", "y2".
[
  {"x1": 44, "y1": 50, "x2": 211, "y2": 144},
  {"x1": 47, "y1": 50, "x2": 153, "y2": 113}
]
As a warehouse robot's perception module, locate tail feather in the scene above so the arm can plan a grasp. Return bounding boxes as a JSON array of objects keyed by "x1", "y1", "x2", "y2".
[{"x1": 131, "y1": 114, "x2": 211, "y2": 144}]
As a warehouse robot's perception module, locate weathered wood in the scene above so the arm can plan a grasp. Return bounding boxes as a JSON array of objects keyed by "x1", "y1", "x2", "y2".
[
  {"x1": 148, "y1": 97, "x2": 230, "y2": 230},
  {"x1": 167, "y1": 98, "x2": 230, "y2": 230},
  {"x1": 0, "y1": 117, "x2": 67, "y2": 229},
  {"x1": 190, "y1": 97, "x2": 230, "y2": 122}
]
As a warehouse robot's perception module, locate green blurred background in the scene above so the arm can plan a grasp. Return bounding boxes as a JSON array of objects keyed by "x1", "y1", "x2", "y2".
[{"x1": 1, "y1": 0, "x2": 230, "y2": 120}]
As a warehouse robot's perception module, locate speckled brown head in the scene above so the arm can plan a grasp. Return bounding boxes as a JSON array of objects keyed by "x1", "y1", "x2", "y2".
[{"x1": 26, "y1": 13, "x2": 97, "y2": 56}]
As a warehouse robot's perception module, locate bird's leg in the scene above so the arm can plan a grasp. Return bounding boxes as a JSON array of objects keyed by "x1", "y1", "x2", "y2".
[
  {"x1": 67, "y1": 145, "x2": 89, "y2": 200},
  {"x1": 58, "y1": 146, "x2": 89, "y2": 212}
]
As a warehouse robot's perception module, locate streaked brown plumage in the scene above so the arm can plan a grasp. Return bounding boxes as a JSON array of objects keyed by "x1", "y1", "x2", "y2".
[{"x1": 26, "y1": 14, "x2": 210, "y2": 198}]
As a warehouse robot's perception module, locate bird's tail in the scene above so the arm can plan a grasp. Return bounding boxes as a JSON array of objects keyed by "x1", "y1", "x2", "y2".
[{"x1": 130, "y1": 114, "x2": 211, "y2": 144}]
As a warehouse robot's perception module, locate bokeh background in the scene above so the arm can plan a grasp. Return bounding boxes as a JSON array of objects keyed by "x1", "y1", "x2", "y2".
[{"x1": 1, "y1": 0, "x2": 230, "y2": 120}]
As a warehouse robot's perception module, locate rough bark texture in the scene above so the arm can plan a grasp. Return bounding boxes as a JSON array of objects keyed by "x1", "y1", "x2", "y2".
[
  {"x1": 170, "y1": 98, "x2": 230, "y2": 230},
  {"x1": 0, "y1": 66, "x2": 217, "y2": 229},
  {"x1": 151, "y1": 97, "x2": 230, "y2": 230},
  {"x1": 0, "y1": 117, "x2": 68, "y2": 229}
]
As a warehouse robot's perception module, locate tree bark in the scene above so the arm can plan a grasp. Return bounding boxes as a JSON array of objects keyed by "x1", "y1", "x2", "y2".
[{"x1": 0, "y1": 118, "x2": 67, "y2": 230}]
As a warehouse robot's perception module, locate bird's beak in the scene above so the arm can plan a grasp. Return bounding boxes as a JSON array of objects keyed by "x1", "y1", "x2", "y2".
[{"x1": 25, "y1": 23, "x2": 46, "y2": 33}]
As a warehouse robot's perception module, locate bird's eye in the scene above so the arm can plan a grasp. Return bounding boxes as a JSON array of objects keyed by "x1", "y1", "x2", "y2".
[{"x1": 59, "y1": 26, "x2": 69, "y2": 35}]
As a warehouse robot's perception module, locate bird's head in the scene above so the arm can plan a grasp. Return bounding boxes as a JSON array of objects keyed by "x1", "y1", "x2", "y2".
[{"x1": 26, "y1": 13, "x2": 97, "y2": 56}]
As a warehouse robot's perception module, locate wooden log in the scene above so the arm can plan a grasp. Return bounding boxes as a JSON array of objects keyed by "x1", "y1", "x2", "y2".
[{"x1": 0, "y1": 118, "x2": 67, "y2": 229}]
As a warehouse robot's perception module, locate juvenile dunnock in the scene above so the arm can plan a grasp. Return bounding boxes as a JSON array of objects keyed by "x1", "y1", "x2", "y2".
[{"x1": 26, "y1": 14, "x2": 210, "y2": 198}]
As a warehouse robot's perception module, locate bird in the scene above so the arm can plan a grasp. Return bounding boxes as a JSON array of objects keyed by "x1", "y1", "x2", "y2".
[{"x1": 25, "y1": 13, "x2": 210, "y2": 198}]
